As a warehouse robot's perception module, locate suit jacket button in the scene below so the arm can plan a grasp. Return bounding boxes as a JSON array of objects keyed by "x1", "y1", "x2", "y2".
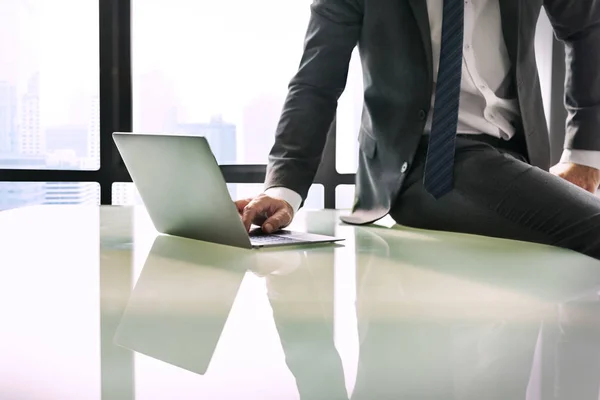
[
  {"x1": 418, "y1": 109, "x2": 427, "y2": 120},
  {"x1": 401, "y1": 162, "x2": 409, "y2": 173}
]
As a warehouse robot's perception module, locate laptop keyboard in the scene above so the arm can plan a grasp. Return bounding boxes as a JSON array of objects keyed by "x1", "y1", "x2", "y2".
[{"x1": 249, "y1": 229, "x2": 306, "y2": 245}]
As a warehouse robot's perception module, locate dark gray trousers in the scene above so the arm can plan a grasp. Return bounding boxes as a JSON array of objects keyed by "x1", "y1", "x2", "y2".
[{"x1": 391, "y1": 135, "x2": 600, "y2": 260}]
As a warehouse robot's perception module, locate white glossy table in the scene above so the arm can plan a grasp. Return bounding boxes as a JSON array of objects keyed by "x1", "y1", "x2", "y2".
[{"x1": 0, "y1": 206, "x2": 599, "y2": 400}]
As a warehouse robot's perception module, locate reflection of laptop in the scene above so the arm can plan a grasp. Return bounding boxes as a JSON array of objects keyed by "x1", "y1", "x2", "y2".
[
  {"x1": 113, "y1": 132, "x2": 344, "y2": 249},
  {"x1": 114, "y1": 235, "x2": 252, "y2": 374}
]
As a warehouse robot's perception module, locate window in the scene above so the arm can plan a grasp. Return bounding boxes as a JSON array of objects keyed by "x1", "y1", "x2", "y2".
[
  {"x1": 0, "y1": 182, "x2": 99, "y2": 211},
  {"x1": 131, "y1": 0, "x2": 313, "y2": 167},
  {"x1": 0, "y1": 0, "x2": 100, "y2": 171},
  {"x1": 336, "y1": 185, "x2": 355, "y2": 210},
  {"x1": 534, "y1": 11, "x2": 554, "y2": 127},
  {"x1": 0, "y1": 0, "x2": 100, "y2": 209},
  {"x1": 336, "y1": 50, "x2": 363, "y2": 175},
  {"x1": 128, "y1": 0, "x2": 346, "y2": 206}
]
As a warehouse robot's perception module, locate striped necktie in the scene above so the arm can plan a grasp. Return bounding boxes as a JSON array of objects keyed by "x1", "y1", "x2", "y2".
[{"x1": 423, "y1": 0, "x2": 465, "y2": 199}]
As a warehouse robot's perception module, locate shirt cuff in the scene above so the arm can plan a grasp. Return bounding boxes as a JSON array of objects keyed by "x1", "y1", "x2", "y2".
[
  {"x1": 264, "y1": 187, "x2": 302, "y2": 216},
  {"x1": 560, "y1": 149, "x2": 600, "y2": 171}
]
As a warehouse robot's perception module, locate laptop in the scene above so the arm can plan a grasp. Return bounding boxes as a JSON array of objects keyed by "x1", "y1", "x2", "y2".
[
  {"x1": 114, "y1": 235, "x2": 251, "y2": 374},
  {"x1": 112, "y1": 132, "x2": 344, "y2": 248}
]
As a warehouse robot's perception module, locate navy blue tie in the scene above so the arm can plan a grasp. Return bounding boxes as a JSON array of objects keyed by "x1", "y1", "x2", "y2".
[{"x1": 423, "y1": 0, "x2": 465, "y2": 199}]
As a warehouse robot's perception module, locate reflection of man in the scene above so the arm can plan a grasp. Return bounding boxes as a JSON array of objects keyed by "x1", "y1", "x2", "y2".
[
  {"x1": 262, "y1": 249, "x2": 348, "y2": 400},
  {"x1": 349, "y1": 229, "x2": 542, "y2": 400},
  {"x1": 551, "y1": 295, "x2": 600, "y2": 400},
  {"x1": 265, "y1": 228, "x2": 600, "y2": 399},
  {"x1": 236, "y1": 1, "x2": 600, "y2": 259}
]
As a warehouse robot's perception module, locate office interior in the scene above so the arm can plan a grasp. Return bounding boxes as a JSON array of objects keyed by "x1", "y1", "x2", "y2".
[{"x1": 1, "y1": 3, "x2": 599, "y2": 400}]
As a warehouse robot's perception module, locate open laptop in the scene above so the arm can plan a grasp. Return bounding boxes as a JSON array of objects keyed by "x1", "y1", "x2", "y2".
[{"x1": 112, "y1": 132, "x2": 344, "y2": 248}]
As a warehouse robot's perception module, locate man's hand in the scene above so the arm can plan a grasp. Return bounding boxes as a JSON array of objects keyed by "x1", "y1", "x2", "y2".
[
  {"x1": 550, "y1": 162, "x2": 600, "y2": 194},
  {"x1": 235, "y1": 194, "x2": 294, "y2": 233}
]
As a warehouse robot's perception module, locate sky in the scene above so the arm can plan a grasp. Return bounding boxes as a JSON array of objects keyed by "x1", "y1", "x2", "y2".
[
  {"x1": 0, "y1": 0, "x2": 99, "y2": 126},
  {"x1": 132, "y1": 0, "x2": 315, "y2": 123}
]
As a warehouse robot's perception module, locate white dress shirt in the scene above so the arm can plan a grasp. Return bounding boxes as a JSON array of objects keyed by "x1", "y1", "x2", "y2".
[{"x1": 266, "y1": 0, "x2": 600, "y2": 215}]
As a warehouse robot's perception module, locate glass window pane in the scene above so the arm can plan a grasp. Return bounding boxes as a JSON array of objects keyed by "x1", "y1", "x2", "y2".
[
  {"x1": 131, "y1": 0, "x2": 312, "y2": 165},
  {"x1": 0, "y1": 182, "x2": 99, "y2": 211},
  {"x1": 112, "y1": 182, "x2": 142, "y2": 206},
  {"x1": 336, "y1": 184, "x2": 355, "y2": 210},
  {"x1": 535, "y1": 10, "x2": 553, "y2": 127},
  {"x1": 113, "y1": 182, "x2": 324, "y2": 209},
  {"x1": 0, "y1": 1, "x2": 100, "y2": 170},
  {"x1": 336, "y1": 50, "x2": 362, "y2": 174}
]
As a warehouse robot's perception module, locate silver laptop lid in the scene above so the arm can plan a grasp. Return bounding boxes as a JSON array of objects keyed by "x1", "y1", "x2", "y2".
[{"x1": 112, "y1": 132, "x2": 252, "y2": 248}]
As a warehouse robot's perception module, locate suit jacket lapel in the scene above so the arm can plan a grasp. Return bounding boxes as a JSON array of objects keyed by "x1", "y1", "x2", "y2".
[{"x1": 408, "y1": 0, "x2": 433, "y2": 81}]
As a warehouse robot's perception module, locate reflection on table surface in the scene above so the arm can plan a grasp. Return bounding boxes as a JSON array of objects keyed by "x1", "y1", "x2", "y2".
[{"x1": 0, "y1": 205, "x2": 599, "y2": 400}]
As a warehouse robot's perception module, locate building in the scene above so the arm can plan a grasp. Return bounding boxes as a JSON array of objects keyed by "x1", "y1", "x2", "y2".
[
  {"x1": 0, "y1": 154, "x2": 46, "y2": 211},
  {"x1": 0, "y1": 81, "x2": 17, "y2": 155},
  {"x1": 18, "y1": 72, "x2": 44, "y2": 156},
  {"x1": 45, "y1": 125, "x2": 88, "y2": 158},
  {"x1": 0, "y1": 182, "x2": 46, "y2": 211},
  {"x1": 111, "y1": 183, "x2": 141, "y2": 206},
  {"x1": 175, "y1": 115, "x2": 237, "y2": 164},
  {"x1": 86, "y1": 95, "x2": 100, "y2": 169},
  {"x1": 44, "y1": 182, "x2": 99, "y2": 206}
]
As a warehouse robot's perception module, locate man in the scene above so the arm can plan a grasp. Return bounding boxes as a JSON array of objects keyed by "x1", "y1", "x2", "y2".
[{"x1": 236, "y1": 0, "x2": 600, "y2": 259}]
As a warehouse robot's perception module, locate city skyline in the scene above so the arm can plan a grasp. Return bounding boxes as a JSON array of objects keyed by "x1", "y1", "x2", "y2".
[{"x1": 0, "y1": 66, "x2": 331, "y2": 210}]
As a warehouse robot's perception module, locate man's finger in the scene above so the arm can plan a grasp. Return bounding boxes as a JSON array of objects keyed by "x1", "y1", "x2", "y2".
[
  {"x1": 242, "y1": 200, "x2": 268, "y2": 232},
  {"x1": 262, "y1": 207, "x2": 292, "y2": 233},
  {"x1": 235, "y1": 198, "x2": 253, "y2": 214}
]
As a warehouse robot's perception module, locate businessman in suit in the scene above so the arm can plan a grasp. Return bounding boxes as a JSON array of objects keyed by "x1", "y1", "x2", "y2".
[{"x1": 236, "y1": 0, "x2": 600, "y2": 259}]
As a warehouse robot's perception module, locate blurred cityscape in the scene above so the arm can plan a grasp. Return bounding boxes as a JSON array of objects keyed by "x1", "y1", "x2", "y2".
[
  {"x1": 0, "y1": 72, "x2": 101, "y2": 210},
  {"x1": 0, "y1": 0, "x2": 361, "y2": 212},
  {"x1": 0, "y1": 70, "x2": 333, "y2": 211}
]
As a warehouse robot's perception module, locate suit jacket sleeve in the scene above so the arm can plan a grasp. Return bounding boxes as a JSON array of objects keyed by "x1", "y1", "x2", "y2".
[
  {"x1": 264, "y1": 0, "x2": 363, "y2": 202},
  {"x1": 544, "y1": 1, "x2": 600, "y2": 151}
]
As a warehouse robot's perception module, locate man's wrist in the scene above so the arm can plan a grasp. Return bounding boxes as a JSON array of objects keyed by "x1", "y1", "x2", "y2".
[{"x1": 263, "y1": 187, "x2": 302, "y2": 216}]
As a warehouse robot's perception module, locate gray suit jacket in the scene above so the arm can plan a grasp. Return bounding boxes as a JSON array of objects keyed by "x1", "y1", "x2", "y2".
[{"x1": 264, "y1": 0, "x2": 600, "y2": 225}]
